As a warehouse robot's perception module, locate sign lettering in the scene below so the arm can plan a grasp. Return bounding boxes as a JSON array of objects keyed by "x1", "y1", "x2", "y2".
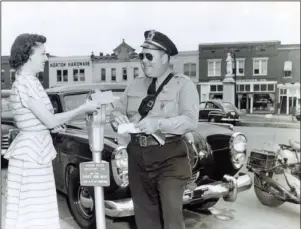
[
  {"x1": 208, "y1": 79, "x2": 267, "y2": 83},
  {"x1": 80, "y1": 161, "x2": 110, "y2": 187},
  {"x1": 50, "y1": 61, "x2": 90, "y2": 68}
]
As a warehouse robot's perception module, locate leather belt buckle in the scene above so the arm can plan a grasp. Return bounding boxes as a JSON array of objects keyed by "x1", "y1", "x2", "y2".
[{"x1": 139, "y1": 135, "x2": 148, "y2": 147}]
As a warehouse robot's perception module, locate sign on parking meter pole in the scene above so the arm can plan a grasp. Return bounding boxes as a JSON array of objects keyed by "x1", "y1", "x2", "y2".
[{"x1": 80, "y1": 90, "x2": 116, "y2": 229}]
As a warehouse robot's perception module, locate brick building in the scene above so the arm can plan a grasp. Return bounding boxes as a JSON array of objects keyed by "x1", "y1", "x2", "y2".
[
  {"x1": 1, "y1": 55, "x2": 50, "y2": 89},
  {"x1": 275, "y1": 44, "x2": 300, "y2": 114},
  {"x1": 91, "y1": 39, "x2": 199, "y2": 86},
  {"x1": 198, "y1": 41, "x2": 300, "y2": 114}
]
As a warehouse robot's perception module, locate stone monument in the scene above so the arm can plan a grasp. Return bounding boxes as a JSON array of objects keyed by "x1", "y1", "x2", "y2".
[{"x1": 223, "y1": 53, "x2": 235, "y2": 105}]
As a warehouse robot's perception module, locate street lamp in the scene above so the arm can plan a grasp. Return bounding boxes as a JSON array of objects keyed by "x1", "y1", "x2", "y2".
[{"x1": 231, "y1": 49, "x2": 239, "y2": 107}]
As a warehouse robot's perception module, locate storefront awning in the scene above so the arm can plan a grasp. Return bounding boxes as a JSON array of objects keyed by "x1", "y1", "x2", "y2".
[{"x1": 284, "y1": 61, "x2": 292, "y2": 71}]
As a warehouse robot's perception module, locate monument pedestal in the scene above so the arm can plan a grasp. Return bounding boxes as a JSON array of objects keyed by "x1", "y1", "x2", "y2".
[{"x1": 223, "y1": 74, "x2": 235, "y2": 105}]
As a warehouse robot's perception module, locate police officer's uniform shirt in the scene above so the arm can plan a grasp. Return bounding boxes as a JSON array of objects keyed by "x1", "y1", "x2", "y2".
[{"x1": 112, "y1": 69, "x2": 200, "y2": 136}]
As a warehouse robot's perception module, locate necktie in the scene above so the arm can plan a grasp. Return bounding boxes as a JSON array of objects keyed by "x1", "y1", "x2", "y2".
[{"x1": 147, "y1": 78, "x2": 157, "y2": 95}]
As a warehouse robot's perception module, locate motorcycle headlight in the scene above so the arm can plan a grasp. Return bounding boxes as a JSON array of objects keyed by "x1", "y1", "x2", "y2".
[
  {"x1": 111, "y1": 146, "x2": 129, "y2": 187},
  {"x1": 230, "y1": 133, "x2": 247, "y2": 169}
]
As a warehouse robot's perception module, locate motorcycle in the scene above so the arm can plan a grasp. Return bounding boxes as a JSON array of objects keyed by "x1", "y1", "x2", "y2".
[{"x1": 247, "y1": 139, "x2": 301, "y2": 207}]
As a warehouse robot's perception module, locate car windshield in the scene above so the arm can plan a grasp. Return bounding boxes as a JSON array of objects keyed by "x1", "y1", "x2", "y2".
[
  {"x1": 222, "y1": 102, "x2": 237, "y2": 111},
  {"x1": 63, "y1": 90, "x2": 124, "y2": 121}
]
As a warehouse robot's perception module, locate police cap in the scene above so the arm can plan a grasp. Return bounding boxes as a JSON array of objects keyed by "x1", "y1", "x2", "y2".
[{"x1": 141, "y1": 30, "x2": 178, "y2": 56}]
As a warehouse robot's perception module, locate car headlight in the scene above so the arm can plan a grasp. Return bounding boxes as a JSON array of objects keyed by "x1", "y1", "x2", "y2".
[
  {"x1": 111, "y1": 146, "x2": 129, "y2": 187},
  {"x1": 230, "y1": 132, "x2": 247, "y2": 169},
  {"x1": 231, "y1": 133, "x2": 247, "y2": 153}
]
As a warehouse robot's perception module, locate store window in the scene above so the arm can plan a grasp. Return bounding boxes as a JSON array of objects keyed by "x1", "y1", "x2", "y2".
[
  {"x1": 253, "y1": 94, "x2": 275, "y2": 113},
  {"x1": 1, "y1": 70, "x2": 5, "y2": 84},
  {"x1": 122, "y1": 67, "x2": 127, "y2": 81},
  {"x1": 254, "y1": 83, "x2": 275, "y2": 92},
  {"x1": 184, "y1": 63, "x2": 196, "y2": 77},
  {"x1": 57, "y1": 69, "x2": 68, "y2": 82},
  {"x1": 208, "y1": 59, "x2": 221, "y2": 77},
  {"x1": 233, "y1": 59, "x2": 245, "y2": 75},
  {"x1": 133, "y1": 67, "x2": 139, "y2": 78},
  {"x1": 79, "y1": 69, "x2": 85, "y2": 81},
  {"x1": 210, "y1": 84, "x2": 223, "y2": 92},
  {"x1": 101, "y1": 68, "x2": 106, "y2": 81},
  {"x1": 111, "y1": 68, "x2": 116, "y2": 81},
  {"x1": 237, "y1": 84, "x2": 251, "y2": 92},
  {"x1": 253, "y1": 58, "x2": 268, "y2": 75},
  {"x1": 210, "y1": 84, "x2": 223, "y2": 100}
]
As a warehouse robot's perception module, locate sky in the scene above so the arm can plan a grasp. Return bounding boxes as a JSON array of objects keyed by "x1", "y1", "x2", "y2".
[{"x1": 1, "y1": 1, "x2": 300, "y2": 56}]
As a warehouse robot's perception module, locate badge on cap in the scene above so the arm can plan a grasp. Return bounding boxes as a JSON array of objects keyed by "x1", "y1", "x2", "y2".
[{"x1": 147, "y1": 30, "x2": 156, "y2": 41}]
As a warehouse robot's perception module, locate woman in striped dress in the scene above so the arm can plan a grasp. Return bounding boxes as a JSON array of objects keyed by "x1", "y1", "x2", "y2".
[{"x1": 3, "y1": 33, "x2": 100, "y2": 229}]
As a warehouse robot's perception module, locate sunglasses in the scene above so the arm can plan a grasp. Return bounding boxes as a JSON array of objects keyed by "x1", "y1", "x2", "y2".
[{"x1": 139, "y1": 53, "x2": 153, "y2": 61}]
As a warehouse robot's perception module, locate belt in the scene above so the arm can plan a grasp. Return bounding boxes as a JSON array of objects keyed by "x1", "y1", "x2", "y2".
[{"x1": 131, "y1": 134, "x2": 182, "y2": 147}]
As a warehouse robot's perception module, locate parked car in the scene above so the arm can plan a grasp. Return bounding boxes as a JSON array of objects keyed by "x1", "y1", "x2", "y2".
[
  {"x1": 1, "y1": 85, "x2": 252, "y2": 229},
  {"x1": 1, "y1": 89, "x2": 14, "y2": 168},
  {"x1": 199, "y1": 100, "x2": 240, "y2": 125}
]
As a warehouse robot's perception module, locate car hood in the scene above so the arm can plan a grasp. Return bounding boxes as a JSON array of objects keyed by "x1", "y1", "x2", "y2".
[{"x1": 196, "y1": 122, "x2": 233, "y2": 138}]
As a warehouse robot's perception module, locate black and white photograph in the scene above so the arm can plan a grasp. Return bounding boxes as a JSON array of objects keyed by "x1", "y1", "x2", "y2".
[{"x1": 1, "y1": 1, "x2": 300, "y2": 229}]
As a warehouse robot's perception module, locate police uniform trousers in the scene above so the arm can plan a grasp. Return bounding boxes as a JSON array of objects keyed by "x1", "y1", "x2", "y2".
[{"x1": 127, "y1": 136, "x2": 193, "y2": 229}]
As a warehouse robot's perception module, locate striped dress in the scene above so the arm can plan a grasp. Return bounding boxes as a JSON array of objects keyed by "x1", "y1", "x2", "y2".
[{"x1": 3, "y1": 72, "x2": 60, "y2": 229}]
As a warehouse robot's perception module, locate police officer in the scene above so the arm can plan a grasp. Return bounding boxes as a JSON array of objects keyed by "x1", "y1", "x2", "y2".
[{"x1": 111, "y1": 30, "x2": 199, "y2": 229}]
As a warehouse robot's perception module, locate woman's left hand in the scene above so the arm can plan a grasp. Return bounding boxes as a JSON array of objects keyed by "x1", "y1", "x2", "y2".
[{"x1": 51, "y1": 125, "x2": 66, "y2": 133}]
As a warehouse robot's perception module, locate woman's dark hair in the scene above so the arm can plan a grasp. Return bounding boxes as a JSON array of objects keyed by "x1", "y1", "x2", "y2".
[{"x1": 9, "y1": 33, "x2": 47, "y2": 70}]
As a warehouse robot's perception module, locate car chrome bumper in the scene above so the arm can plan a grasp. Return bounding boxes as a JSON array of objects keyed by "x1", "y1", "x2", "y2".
[
  {"x1": 103, "y1": 173, "x2": 252, "y2": 217},
  {"x1": 183, "y1": 173, "x2": 252, "y2": 204},
  {"x1": 221, "y1": 118, "x2": 240, "y2": 122}
]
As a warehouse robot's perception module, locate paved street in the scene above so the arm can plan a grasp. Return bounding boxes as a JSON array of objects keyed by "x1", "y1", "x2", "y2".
[{"x1": 2, "y1": 126, "x2": 300, "y2": 229}]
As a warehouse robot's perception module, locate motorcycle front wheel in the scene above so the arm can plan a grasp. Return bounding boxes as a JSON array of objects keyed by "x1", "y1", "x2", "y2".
[{"x1": 254, "y1": 173, "x2": 285, "y2": 207}]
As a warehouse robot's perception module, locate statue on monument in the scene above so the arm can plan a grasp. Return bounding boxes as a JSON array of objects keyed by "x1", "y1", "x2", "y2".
[{"x1": 226, "y1": 53, "x2": 233, "y2": 76}]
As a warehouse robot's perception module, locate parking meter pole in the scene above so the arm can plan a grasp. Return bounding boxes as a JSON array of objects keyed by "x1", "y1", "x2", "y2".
[
  {"x1": 84, "y1": 91, "x2": 115, "y2": 229},
  {"x1": 93, "y1": 106, "x2": 106, "y2": 229},
  {"x1": 85, "y1": 105, "x2": 107, "y2": 229}
]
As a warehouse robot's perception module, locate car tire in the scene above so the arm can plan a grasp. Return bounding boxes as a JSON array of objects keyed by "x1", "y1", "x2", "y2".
[
  {"x1": 208, "y1": 116, "x2": 216, "y2": 123},
  {"x1": 254, "y1": 174, "x2": 284, "y2": 208},
  {"x1": 67, "y1": 167, "x2": 96, "y2": 229}
]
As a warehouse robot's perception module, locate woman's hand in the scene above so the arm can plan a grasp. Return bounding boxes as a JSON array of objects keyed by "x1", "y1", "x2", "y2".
[{"x1": 82, "y1": 100, "x2": 101, "y2": 113}]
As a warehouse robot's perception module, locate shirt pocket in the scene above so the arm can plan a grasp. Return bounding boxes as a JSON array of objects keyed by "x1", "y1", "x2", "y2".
[
  {"x1": 156, "y1": 90, "x2": 179, "y2": 117},
  {"x1": 127, "y1": 90, "x2": 145, "y2": 115}
]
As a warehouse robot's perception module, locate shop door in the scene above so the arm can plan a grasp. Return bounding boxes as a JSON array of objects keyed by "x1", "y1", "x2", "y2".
[{"x1": 280, "y1": 96, "x2": 287, "y2": 114}]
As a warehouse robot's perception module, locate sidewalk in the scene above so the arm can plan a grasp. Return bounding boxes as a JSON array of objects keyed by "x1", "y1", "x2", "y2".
[
  {"x1": 238, "y1": 114, "x2": 300, "y2": 129},
  {"x1": 1, "y1": 169, "x2": 80, "y2": 229}
]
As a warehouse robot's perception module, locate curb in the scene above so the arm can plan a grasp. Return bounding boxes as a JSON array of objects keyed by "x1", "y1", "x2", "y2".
[{"x1": 237, "y1": 121, "x2": 300, "y2": 129}]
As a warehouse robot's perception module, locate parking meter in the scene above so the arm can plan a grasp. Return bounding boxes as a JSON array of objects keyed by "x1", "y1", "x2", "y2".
[{"x1": 81, "y1": 89, "x2": 116, "y2": 229}]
